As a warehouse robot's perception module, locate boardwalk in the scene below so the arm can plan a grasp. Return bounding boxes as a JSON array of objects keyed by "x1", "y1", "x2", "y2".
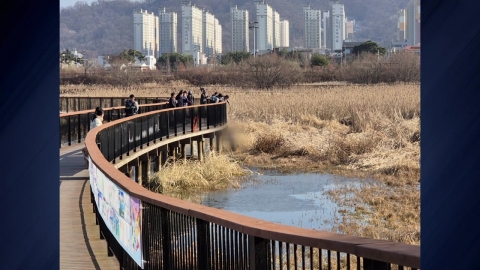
[{"x1": 60, "y1": 144, "x2": 118, "y2": 270}]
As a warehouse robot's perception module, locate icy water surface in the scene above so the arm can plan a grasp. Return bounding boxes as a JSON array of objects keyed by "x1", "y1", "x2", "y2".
[{"x1": 199, "y1": 172, "x2": 361, "y2": 231}]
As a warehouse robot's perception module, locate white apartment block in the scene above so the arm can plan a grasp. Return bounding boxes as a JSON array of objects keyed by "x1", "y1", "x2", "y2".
[
  {"x1": 159, "y1": 8, "x2": 177, "y2": 55},
  {"x1": 214, "y1": 18, "x2": 222, "y2": 54},
  {"x1": 303, "y1": 5, "x2": 322, "y2": 49},
  {"x1": 280, "y1": 20, "x2": 289, "y2": 48},
  {"x1": 202, "y1": 10, "x2": 215, "y2": 56},
  {"x1": 255, "y1": 1, "x2": 274, "y2": 51},
  {"x1": 406, "y1": 0, "x2": 420, "y2": 46},
  {"x1": 322, "y1": 11, "x2": 329, "y2": 48},
  {"x1": 181, "y1": 1, "x2": 203, "y2": 54},
  {"x1": 272, "y1": 10, "x2": 281, "y2": 48},
  {"x1": 330, "y1": 1, "x2": 345, "y2": 51},
  {"x1": 133, "y1": 9, "x2": 159, "y2": 58},
  {"x1": 397, "y1": 9, "x2": 406, "y2": 42},
  {"x1": 345, "y1": 18, "x2": 354, "y2": 41},
  {"x1": 230, "y1": 5, "x2": 249, "y2": 52}
]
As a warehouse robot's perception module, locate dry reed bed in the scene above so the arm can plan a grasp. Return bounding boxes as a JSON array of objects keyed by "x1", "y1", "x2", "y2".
[{"x1": 223, "y1": 84, "x2": 420, "y2": 245}]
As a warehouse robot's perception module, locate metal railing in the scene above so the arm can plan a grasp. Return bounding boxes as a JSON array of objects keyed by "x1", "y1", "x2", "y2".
[
  {"x1": 85, "y1": 102, "x2": 420, "y2": 270},
  {"x1": 59, "y1": 97, "x2": 167, "y2": 113},
  {"x1": 60, "y1": 102, "x2": 168, "y2": 147}
]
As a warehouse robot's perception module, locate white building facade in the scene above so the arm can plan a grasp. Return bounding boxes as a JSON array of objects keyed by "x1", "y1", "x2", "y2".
[
  {"x1": 202, "y1": 10, "x2": 215, "y2": 56},
  {"x1": 303, "y1": 5, "x2": 322, "y2": 49},
  {"x1": 158, "y1": 8, "x2": 177, "y2": 55},
  {"x1": 272, "y1": 10, "x2": 281, "y2": 48},
  {"x1": 133, "y1": 9, "x2": 159, "y2": 58},
  {"x1": 322, "y1": 11, "x2": 330, "y2": 48},
  {"x1": 397, "y1": 9, "x2": 406, "y2": 42},
  {"x1": 406, "y1": 0, "x2": 420, "y2": 46},
  {"x1": 330, "y1": 1, "x2": 345, "y2": 51},
  {"x1": 181, "y1": 1, "x2": 203, "y2": 54},
  {"x1": 230, "y1": 5, "x2": 249, "y2": 52},
  {"x1": 214, "y1": 18, "x2": 222, "y2": 54},
  {"x1": 255, "y1": 1, "x2": 274, "y2": 51},
  {"x1": 280, "y1": 20, "x2": 289, "y2": 48}
]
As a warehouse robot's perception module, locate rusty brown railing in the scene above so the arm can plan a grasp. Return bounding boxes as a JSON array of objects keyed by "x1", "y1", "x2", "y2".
[{"x1": 85, "y1": 102, "x2": 420, "y2": 270}]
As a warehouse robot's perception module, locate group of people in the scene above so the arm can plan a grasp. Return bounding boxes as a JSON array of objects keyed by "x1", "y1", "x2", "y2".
[
  {"x1": 168, "y1": 87, "x2": 230, "y2": 108},
  {"x1": 168, "y1": 90, "x2": 195, "y2": 108}
]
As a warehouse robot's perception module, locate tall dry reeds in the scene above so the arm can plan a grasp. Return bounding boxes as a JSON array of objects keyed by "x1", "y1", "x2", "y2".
[{"x1": 147, "y1": 152, "x2": 251, "y2": 201}]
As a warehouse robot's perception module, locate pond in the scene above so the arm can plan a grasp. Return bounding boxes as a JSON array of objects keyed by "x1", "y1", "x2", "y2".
[{"x1": 199, "y1": 171, "x2": 362, "y2": 231}]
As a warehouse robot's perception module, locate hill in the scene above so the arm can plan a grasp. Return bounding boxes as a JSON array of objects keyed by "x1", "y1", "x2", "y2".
[{"x1": 60, "y1": 0, "x2": 405, "y2": 56}]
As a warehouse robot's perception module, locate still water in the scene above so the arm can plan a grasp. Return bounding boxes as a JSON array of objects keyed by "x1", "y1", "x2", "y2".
[{"x1": 199, "y1": 172, "x2": 361, "y2": 231}]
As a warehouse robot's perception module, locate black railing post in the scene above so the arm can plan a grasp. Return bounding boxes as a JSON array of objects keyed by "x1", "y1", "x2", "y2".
[
  {"x1": 191, "y1": 107, "x2": 194, "y2": 133},
  {"x1": 112, "y1": 127, "x2": 116, "y2": 164},
  {"x1": 183, "y1": 108, "x2": 186, "y2": 134},
  {"x1": 199, "y1": 105, "x2": 203, "y2": 131},
  {"x1": 161, "y1": 208, "x2": 171, "y2": 269},
  {"x1": 174, "y1": 110, "x2": 177, "y2": 136},
  {"x1": 133, "y1": 119, "x2": 137, "y2": 152},
  {"x1": 214, "y1": 105, "x2": 218, "y2": 127},
  {"x1": 140, "y1": 117, "x2": 144, "y2": 149},
  {"x1": 68, "y1": 116, "x2": 72, "y2": 146},
  {"x1": 77, "y1": 114, "x2": 81, "y2": 143},
  {"x1": 110, "y1": 98, "x2": 113, "y2": 108},
  {"x1": 363, "y1": 258, "x2": 391, "y2": 270},
  {"x1": 248, "y1": 236, "x2": 269, "y2": 270},
  {"x1": 206, "y1": 105, "x2": 210, "y2": 129},
  {"x1": 89, "y1": 98, "x2": 92, "y2": 110},
  {"x1": 66, "y1": 97, "x2": 69, "y2": 113},
  {"x1": 196, "y1": 219, "x2": 210, "y2": 270},
  {"x1": 99, "y1": 98, "x2": 103, "y2": 109},
  {"x1": 141, "y1": 203, "x2": 150, "y2": 270}
]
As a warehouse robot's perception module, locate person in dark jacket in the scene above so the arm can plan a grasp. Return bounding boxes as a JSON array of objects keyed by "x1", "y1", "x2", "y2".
[
  {"x1": 182, "y1": 91, "x2": 188, "y2": 106},
  {"x1": 187, "y1": 91, "x2": 194, "y2": 106},
  {"x1": 168, "y1": 92, "x2": 176, "y2": 108},
  {"x1": 125, "y1": 94, "x2": 139, "y2": 117},
  {"x1": 176, "y1": 90, "x2": 185, "y2": 107},
  {"x1": 200, "y1": 88, "x2": 207, "y2": 104}
]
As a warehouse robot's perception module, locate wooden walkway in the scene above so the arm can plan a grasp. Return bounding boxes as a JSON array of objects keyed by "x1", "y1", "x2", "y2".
[{"x1": 60, "y1": 144, "x2": 119, "y2": 270}]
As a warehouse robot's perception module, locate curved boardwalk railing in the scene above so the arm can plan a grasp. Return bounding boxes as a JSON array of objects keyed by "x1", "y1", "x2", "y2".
[
  {"x1": 60, "y1": 96, "x2": 167, "y2": 113},
  {"x1": 85, "y1": 102, "x2": 420, "y2": 270},
  {"x1": 60, "y1": 102, "x2": 168, "y2": 147}
]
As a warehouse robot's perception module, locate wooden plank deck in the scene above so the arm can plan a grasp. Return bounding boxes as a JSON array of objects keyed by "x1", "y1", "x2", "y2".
[{"x1": 60, "y1": 144, "x2": 119, "y2": 270}]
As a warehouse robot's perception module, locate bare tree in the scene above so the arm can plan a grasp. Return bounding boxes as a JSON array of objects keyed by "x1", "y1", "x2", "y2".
[{"x1": 241, "y1": 54, "x2": 303, "y2": 89}]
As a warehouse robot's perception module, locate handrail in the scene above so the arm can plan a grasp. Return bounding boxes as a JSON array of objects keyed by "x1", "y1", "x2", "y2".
[
  {"x1": 85, "y1": 102, "x2": 420, "y2": 270},
  {"x1": 59, "y1": 102, "x2": 168, "y2": 147},
  {"x1": 59, "y1": 96, "x2": 168, "y2": 113},
  {"x1": 59, "y1": 102, "x2": 168, "y2": 117}
]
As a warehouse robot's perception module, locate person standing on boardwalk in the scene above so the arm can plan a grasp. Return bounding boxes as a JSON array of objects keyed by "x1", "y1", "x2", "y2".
[
  {"x1": 182, "y1": 91, "x2": 188, "y2": 106},
  {"x1": 83, "y1": 107, "x2": 104, "y2": 166},
  {"x1": 176, "y1": 90, "x2": 185, "y2": 107},
  {"x1": 90, "y1": 107, "x2": 104, "y2": 130},
  {"x1": 200, "y1": 88, "x2": 208, "y2": 104},
  {"x1": 125, "y1": 94, "x2": 139, "y2": 117},
  {"x1": 187, "y1": 91, "x2": 194, "y2": 106},
  {"x1": 168, "y1": 92, "x2": 176, "y2": 108}
]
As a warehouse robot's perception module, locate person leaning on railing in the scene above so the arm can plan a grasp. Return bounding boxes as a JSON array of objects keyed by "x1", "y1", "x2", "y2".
[{"x1": 125, "y1": 94, "x2": 139, "y2": 117}]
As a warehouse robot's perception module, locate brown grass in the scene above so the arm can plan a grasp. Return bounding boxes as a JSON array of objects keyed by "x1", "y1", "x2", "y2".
[{"x1": 147, "y1": 152, "x2": 252, "y2": 202}]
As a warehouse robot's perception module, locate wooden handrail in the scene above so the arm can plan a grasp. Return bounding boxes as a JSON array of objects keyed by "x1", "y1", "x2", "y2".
[{"x1": 85, "y1": 102, "x2": 420, "y2": 269}]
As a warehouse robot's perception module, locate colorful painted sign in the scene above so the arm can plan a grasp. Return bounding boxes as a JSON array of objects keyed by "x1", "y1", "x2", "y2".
[{"x1": 89, "y1": 157, "x2": 143, "y2": 268}]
